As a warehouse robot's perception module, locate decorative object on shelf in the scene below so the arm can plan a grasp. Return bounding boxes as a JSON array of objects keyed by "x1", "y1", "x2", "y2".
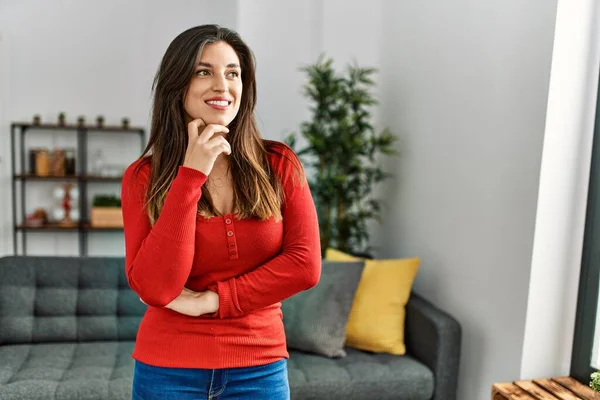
[
  {"x1": 77, "y1": 116, "x2": 85, "y2": 128},
  {"x1": 96, "y1": 115, "x2": 105, "y2": 128},
  {"x1": 121, "y1": 117, "x2": 130, "y2": 129},
  {"x1": 285, "y1": 56, "x2": 398, "y2": 257},
  {"x1": 90, "y1": 194, "x2": 123, "y2": 228},
  {"x1": 50, "y1": 149, "x2": 66, "y2": 176},
  {"x1": 57, "y1": 183, "x2": 77, "y2": 227},
  {"x1": 28, "y1": 148, "x2": 42, "y2": 174},
  {"x1": 102, "y1": 164, "x2": 127, "y2": 178},
  {"x1": 35, "y1": 149, "x2": 50, "y2": 177},
  {"x1": 91, "y1": 149, "x2": 106, "y2": 175},
  {"x1": 64, "y1": 148, "x2": 76, "y2": 175},
  {"x1": 32, "y1": 114, "x2": 41, "y2": 126},
  {"x1": 28, "y1": 147, "x2": 75, "y2": 176},
  {"x1": 58, "y1": 112, "x2": 66, "y2": 127},
  {"x1": 90, "y1": 151, "x2": 125, "y2": 177},
  {"x1": 24, "y1": 208, "x2": 47, "y2": 227},
  {"x1": 52, "y1": 184, "x2": 79, "y2": 224}
]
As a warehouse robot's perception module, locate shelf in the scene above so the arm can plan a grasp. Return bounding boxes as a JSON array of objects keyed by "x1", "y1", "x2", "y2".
[
  {"x1": 14, "y1": 174, "x2": 123, "y2": 182},
  {"x1": 17, "y1": 223, "x2": 78, "y2": 231},
  {"x1": 84, "y1": 175, "x2": 124, "y2": 182},
  {"x1": 16, "y1": 223, "x2": 123, "y2": 231},
  {"x1": 11, "y1": 120, "x2": 144, "y2": 256},
  {"x1": 82, "y1": 224, "x2": 124, "y2": 231},
  {"x1": 11, "y1": 122, "x2": 144, "y2": 133}
]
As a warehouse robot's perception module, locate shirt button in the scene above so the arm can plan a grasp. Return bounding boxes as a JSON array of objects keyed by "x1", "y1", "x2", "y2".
[
  {"x1": 227, "y1": 231, "x2": 234, "y2": 237},
  {"x1": 229, "y1": 251, "x2": 237, "y2": 256},
  {"x1": 228, "y1": 243, "x2": 235, "y2": 248},
  {"x1": 225, "y1": 218, "x2": 232, "y2": 224}
]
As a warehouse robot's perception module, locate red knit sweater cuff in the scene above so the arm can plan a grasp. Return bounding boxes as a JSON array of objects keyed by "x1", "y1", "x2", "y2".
[
  {"x1": 177, "y1": 166, "x2": 208, "y2": 181},
  {"x1": 209, "y1": 280, "x2": 242, "y2": 318},
  {"x1": 150, "y1": 166, "x2": 207, "y2": 242}
]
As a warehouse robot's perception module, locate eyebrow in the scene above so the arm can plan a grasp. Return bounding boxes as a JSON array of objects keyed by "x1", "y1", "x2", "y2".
[{"x1": 196, "y1": 62, "x2": 240, "y2": 69}]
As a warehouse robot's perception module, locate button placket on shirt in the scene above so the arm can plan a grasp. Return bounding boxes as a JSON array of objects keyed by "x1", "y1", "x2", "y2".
[{"x1": 224, "y1": 216, "x2": 238, "y2": 260}]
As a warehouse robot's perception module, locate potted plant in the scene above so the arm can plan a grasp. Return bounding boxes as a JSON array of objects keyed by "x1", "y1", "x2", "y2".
[
  {"x1": 285, "y1": 56, "x2": 398, "y2": 257},
  {"x1": 57, "y1": 112, "x2": 66, "y2": 127},
  {"x1": 90, "y1": 194, "x2": 122, "y2": 228},
  {"x1": 591, "y1": 371, "x2": 600, "y2": 398}
]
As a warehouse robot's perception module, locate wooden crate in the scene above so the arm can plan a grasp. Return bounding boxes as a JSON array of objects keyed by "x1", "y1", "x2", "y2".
[
  {"x1": 492, "y1": 377, "x2": 598, "y2": 399},
  {"x1": 90, "y1": 207, "x2": 123, "y2": 228}
]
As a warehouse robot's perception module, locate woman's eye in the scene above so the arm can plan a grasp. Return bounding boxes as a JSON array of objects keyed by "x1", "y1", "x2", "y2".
[
  {"x1": 196, "y1": 69, "x2": 210, "y2": 76},
  {"x1": 228, "y1": 71, "x2": 240, "y2": 78}
]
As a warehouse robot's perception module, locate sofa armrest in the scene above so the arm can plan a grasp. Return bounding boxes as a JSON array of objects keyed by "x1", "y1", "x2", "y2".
[{"x1": 405, "y1": 292, "x2": 462, "y2": 400}]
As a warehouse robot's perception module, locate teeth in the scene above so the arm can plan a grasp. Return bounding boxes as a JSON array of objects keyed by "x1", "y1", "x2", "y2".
[{"x1": 206, "y1": 100, "x2": 229, "y2": 107}]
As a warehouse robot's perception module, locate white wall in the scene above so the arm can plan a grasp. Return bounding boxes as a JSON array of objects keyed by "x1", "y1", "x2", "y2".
[
  {"x1": 237, "y1": 0, "x2": 320, "y2": 141},
  {"x1": 377, "y1": 1, "x2": 558, "y2": 399},
  {"x1": 0, "y1": 0, "x2": 238, "y2": 256},
  {"x1": 237, "y1": 0, "x2": 383, "y2": 143}
]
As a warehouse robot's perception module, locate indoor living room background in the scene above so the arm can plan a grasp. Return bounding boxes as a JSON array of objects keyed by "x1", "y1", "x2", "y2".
[{"x1": 1, "y1": 1, "x2": 600, "y2": 400}]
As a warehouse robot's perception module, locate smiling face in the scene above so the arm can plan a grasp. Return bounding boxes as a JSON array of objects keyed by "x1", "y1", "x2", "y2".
[{"x1": 183, "y1": 41, "x2": 242, "y2": 127}]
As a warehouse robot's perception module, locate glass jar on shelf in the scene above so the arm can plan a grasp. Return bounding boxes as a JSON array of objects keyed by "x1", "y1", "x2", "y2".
[
  {"x1": 35, "y1": 149, "x2": 50, "y2": 177},
  {"x1": 64, "y1": 148, "x2": 76, "y2": 176},
  {"x1": 50, "y1": 149, "x2": 65, "y2": 176},
  {"x1": 91, "y1": 149, "x2": 106, "y2": 176}
]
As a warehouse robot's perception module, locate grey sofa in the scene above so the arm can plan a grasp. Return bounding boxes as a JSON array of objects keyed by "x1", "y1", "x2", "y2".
[{"x1": 0, "y1": 256, "x2": 461, "y2": 400}]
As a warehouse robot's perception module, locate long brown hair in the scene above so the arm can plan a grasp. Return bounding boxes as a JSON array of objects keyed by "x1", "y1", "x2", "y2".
[{"x1": 138, "y1": 25, "x2": 288, "y2": 224}]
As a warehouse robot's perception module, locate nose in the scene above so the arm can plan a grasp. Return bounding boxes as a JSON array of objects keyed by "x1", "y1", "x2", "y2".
[{"x1": 212, "y1": 74, "x2": 228, "y2": 93}]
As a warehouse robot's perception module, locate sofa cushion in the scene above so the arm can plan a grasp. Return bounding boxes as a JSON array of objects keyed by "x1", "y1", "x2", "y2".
[
  {"x1": 281, "y1": 260, "x2": 365, "y2": 358},
  {"x1": 325, "y1": 248, "x2": 421, "y2": 355},
  {"x1": 0, "y1": 256, "x2": 145, "y2": 345},
  {"x1": 0, "y1": 341, "x2": 135, "y2": 400},
  {"x1": 288, "y1": 348, "x2": 434, "y2": 400}
]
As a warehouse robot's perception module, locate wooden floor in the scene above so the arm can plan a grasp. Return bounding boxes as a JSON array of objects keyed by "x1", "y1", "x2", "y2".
[{"x1": 492, "y1": 376, "x2": 598, "y2": 399}]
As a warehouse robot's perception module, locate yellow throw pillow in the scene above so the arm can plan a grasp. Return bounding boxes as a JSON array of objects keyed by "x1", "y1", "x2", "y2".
[{"x1": 325, "y1": 248, "x2": 420, "y2": 355}]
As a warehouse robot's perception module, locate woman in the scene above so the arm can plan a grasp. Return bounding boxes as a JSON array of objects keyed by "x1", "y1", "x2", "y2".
[{"x1": 121, "y1": 24, "x2": 321, "y2": 399}]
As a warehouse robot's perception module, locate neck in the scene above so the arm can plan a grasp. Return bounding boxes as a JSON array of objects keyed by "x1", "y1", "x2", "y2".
[{"x1": 211, "y1": 154, "x2": 230, "y2": 176}]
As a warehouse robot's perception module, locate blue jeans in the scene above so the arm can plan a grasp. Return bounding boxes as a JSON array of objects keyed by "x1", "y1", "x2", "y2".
[{"x1": 132, "y1": 358, "x2": 290, "y2": 400}]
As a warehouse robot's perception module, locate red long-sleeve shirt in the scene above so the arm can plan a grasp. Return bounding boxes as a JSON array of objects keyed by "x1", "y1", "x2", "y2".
[{"x1": 121, "y1": 142, "x2": 321, "y2": 368}]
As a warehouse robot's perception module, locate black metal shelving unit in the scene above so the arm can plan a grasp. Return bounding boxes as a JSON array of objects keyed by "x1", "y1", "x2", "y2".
[{"x1": 10, "y1": 122, "x2": 145, "y2": 256}]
